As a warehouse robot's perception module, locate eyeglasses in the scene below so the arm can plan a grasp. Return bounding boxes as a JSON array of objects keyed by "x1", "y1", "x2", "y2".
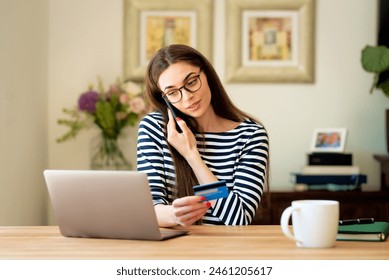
[{"x1": 162, "y1": 73, "x2": 202, "y2": 104}]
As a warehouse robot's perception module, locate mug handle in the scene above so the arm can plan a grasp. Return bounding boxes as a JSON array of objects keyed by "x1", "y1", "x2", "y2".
[{"x1": 280, "y1": 206, "x2": 301, "y2": 243}]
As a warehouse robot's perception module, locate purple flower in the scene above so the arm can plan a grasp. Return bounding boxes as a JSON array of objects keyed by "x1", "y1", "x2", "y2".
[{"x1": 78, "y1": 91, "x2": 99, "y2": 113}]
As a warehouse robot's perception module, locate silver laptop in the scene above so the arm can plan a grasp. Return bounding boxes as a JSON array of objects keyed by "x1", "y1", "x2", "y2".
[{"x1": 43, "y1": 169, "x2": 188, "y2": 240}]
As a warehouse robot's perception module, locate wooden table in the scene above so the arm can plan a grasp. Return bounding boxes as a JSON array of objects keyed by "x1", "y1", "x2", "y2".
[{"x1": 0, "y1": 226, "x2": 388, "y2": 260}]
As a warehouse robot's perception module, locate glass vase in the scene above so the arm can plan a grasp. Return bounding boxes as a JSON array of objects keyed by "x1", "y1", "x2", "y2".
[{"x1": 90, "y1": 134, "x2": 131, "y2": 170}]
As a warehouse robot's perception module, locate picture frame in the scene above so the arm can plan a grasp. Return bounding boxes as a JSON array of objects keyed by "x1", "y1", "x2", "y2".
[
  {"x1": 310, "y1": 128, "x2": 348, "y2": 153},
  {"x1": 225, "y1": 0, "x2": 315, "y2": 83},
  {"x1": 123, "y1": 0, "x2": 213, "y2": 82}
]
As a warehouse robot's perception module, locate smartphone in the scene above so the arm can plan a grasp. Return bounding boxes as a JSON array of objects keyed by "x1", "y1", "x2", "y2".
[{"x1": 164, "y1": 98, "x2": 182, "y2": 133}]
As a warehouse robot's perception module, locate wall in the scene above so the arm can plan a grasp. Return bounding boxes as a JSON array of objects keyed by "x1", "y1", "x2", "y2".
[
  {"x1": 49, "y1": 0, "x2": 385, "y2": 192},
  {"x1": 0, "y1": 0, "x2": 383, "y2": 226},
  {"x1": 48, "y1": 0, "x2": 126, "y2": 171},
  {"x1": 0, "y1": 0, "x2": 48, "y2": 225}
]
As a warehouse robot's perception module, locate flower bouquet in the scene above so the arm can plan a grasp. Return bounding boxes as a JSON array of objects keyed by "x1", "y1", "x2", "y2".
[{"x1": 57, "y1": 77, "x2": 149, "y2": 170}]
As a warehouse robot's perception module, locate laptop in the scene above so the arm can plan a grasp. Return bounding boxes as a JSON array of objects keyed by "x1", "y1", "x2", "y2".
[{"x1": 43, "y1": 169, "x2": 188, "y2": 240}]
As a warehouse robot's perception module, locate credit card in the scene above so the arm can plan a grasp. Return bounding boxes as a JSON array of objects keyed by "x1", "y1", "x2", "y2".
[{"x1": 193, "y1": 180, "x2": 229, "y2": 201}]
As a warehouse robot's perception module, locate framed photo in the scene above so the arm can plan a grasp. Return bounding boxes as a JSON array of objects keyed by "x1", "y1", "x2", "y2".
[
  {"x1": 124, "y1": 0, "x2": 213, "y2": 82},
  {"x1": 310, "y1": 128, "x2": 348, "y2": 153},
  {"x1": 225, "y1": 0, "x2": 315, "y2": 83}
]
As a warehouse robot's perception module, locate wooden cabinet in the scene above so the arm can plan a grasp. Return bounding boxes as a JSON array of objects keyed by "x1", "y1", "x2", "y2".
[
  {"x1": 373, "y1": 154, "x2": 389, "y2": 191},
  {"x1": 252, "y1": 191, "x2": 389, "y2": 225}
]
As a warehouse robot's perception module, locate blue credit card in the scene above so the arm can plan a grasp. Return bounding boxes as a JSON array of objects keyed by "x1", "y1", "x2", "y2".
[{"x1": 193, "y1": 180, "x2": 229, "y2": 201}]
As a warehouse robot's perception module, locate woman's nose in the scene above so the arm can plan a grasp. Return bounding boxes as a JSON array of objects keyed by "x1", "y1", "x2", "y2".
[{"x1": 181, "y1": 89, "x2": 194, "y2": 101}]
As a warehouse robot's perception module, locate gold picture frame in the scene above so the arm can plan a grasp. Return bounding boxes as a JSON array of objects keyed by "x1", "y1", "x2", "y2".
[
  {"x1": 226, "y1": 0, "x2": 315, "y2": 83},
  {"x1": 124, "y1": 0, "x2": 213, "y2": 82}
]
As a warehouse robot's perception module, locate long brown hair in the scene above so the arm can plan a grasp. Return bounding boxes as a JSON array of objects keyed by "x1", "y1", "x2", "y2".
[{"x1": 144, "y1": 44, "x2": 269, "y2": 204}]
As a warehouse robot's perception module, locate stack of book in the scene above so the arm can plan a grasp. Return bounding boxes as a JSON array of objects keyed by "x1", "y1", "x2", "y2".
[
  {"x1": 293, "y1": 153, "x2": 367, "y2": 191},
  {"x1": 337, "y1": 221, "x2": 389, "y2": 242}
]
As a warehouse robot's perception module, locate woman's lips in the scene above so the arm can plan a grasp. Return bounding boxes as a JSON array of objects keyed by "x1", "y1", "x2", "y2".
[{"x1": 186, "y1": 100, "x2": 200, "y2": 110}]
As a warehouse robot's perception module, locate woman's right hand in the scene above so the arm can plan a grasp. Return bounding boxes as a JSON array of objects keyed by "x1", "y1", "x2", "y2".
[
  {"x1": 171, "y1": 196, "x2": 211, "y2": 227},
  {"x1": 166, "y1": 109, "x2": 200, "y2": 161}
]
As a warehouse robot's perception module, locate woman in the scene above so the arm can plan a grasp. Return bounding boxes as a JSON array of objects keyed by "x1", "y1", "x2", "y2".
[{"x1": 137, "y1": 44, "x2": 269, "y2": 227}]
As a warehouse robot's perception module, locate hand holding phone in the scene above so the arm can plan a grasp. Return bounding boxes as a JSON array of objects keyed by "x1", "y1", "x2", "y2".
[{"x1": 164, "y1": 98, "x2": 182, "y2": 133}]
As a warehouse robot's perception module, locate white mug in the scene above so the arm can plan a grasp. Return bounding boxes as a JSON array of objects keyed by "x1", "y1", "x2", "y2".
[{"x1": 280, "y1": 200, "x2": 339, "y2": 248}]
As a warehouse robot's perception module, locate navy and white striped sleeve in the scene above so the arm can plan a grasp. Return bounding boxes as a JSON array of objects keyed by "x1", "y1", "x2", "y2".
[
  {"x1": 136, "y1": 113, "x2": 173, "y2": 205},
  {"x1": 208, "y1": 125, "x2": 269, "y2": 225}
]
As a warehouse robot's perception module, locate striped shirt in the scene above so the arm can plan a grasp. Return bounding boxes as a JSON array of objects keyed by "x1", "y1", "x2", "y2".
[{"x1": 137, "y1": 111, "x2": 269, "y2": 225}]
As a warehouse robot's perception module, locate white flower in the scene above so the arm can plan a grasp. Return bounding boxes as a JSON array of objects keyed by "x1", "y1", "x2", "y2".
[{"x1": 122, "y1": 81, "x2": 141, "y2": 95}]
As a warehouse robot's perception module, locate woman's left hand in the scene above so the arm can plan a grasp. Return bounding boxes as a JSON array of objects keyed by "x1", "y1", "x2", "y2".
[{"x1": 172, "y1": 196, "x2": 211, "y2": 227}]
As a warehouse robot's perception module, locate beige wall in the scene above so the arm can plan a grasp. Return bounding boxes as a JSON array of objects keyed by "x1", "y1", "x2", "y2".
[
  {"x1": 49, "y1": 0, "x2": 385, "y2": 191},
  {"x1": 0, "y1": 0, "x2": 385, "y2": 225},
  {"x1": 0, "y1": 0, "x2": 48, "y2": 225}
]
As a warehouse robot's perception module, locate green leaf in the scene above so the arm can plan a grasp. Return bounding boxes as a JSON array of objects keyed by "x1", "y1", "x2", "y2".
[
  {"x1": 109, "y1": 94, "x2": 120, "y2": 108},
  {"x1": 378, "y1": 79, "x2": 389, "y2": 98},
  {"x1": 95, "y1": 101, "x2": 116, "y2": 138},
  {"x1": 126, "y1": 112, "x2": 139, "y2": 127},
  {"x1": 56, "y1": 119, "x2": 85, "y2": 143},
  {"x1": 56, "y1": 108, "x2": 90, "y2": 143},
  {"x1": 361, "y1": 45, "x2": 389, "y2": 73}
]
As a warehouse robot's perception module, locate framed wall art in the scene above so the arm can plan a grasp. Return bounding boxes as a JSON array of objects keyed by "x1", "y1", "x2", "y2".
[
  {"x1": 225, "y1": 0, "x2": 315, "y2": 83},
  {"x1": 124, "y1": 0, "x2": 213, "y2": 82},
  {"x1": 310, "y1": 128, "x2": 348, "y2": 153}
]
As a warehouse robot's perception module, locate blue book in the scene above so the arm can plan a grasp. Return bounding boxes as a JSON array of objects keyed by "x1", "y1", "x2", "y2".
[{"x1": 293, "y1": 174, "x2": 367, "y2": 185}]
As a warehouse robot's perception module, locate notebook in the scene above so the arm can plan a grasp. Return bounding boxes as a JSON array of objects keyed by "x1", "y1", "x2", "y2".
[
  {"x1": 337, "y1": 221, "x2": 389, "y2": 242},
  {"x1": 43, "y1": 169, "x2": 188, "y2": 240}
]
